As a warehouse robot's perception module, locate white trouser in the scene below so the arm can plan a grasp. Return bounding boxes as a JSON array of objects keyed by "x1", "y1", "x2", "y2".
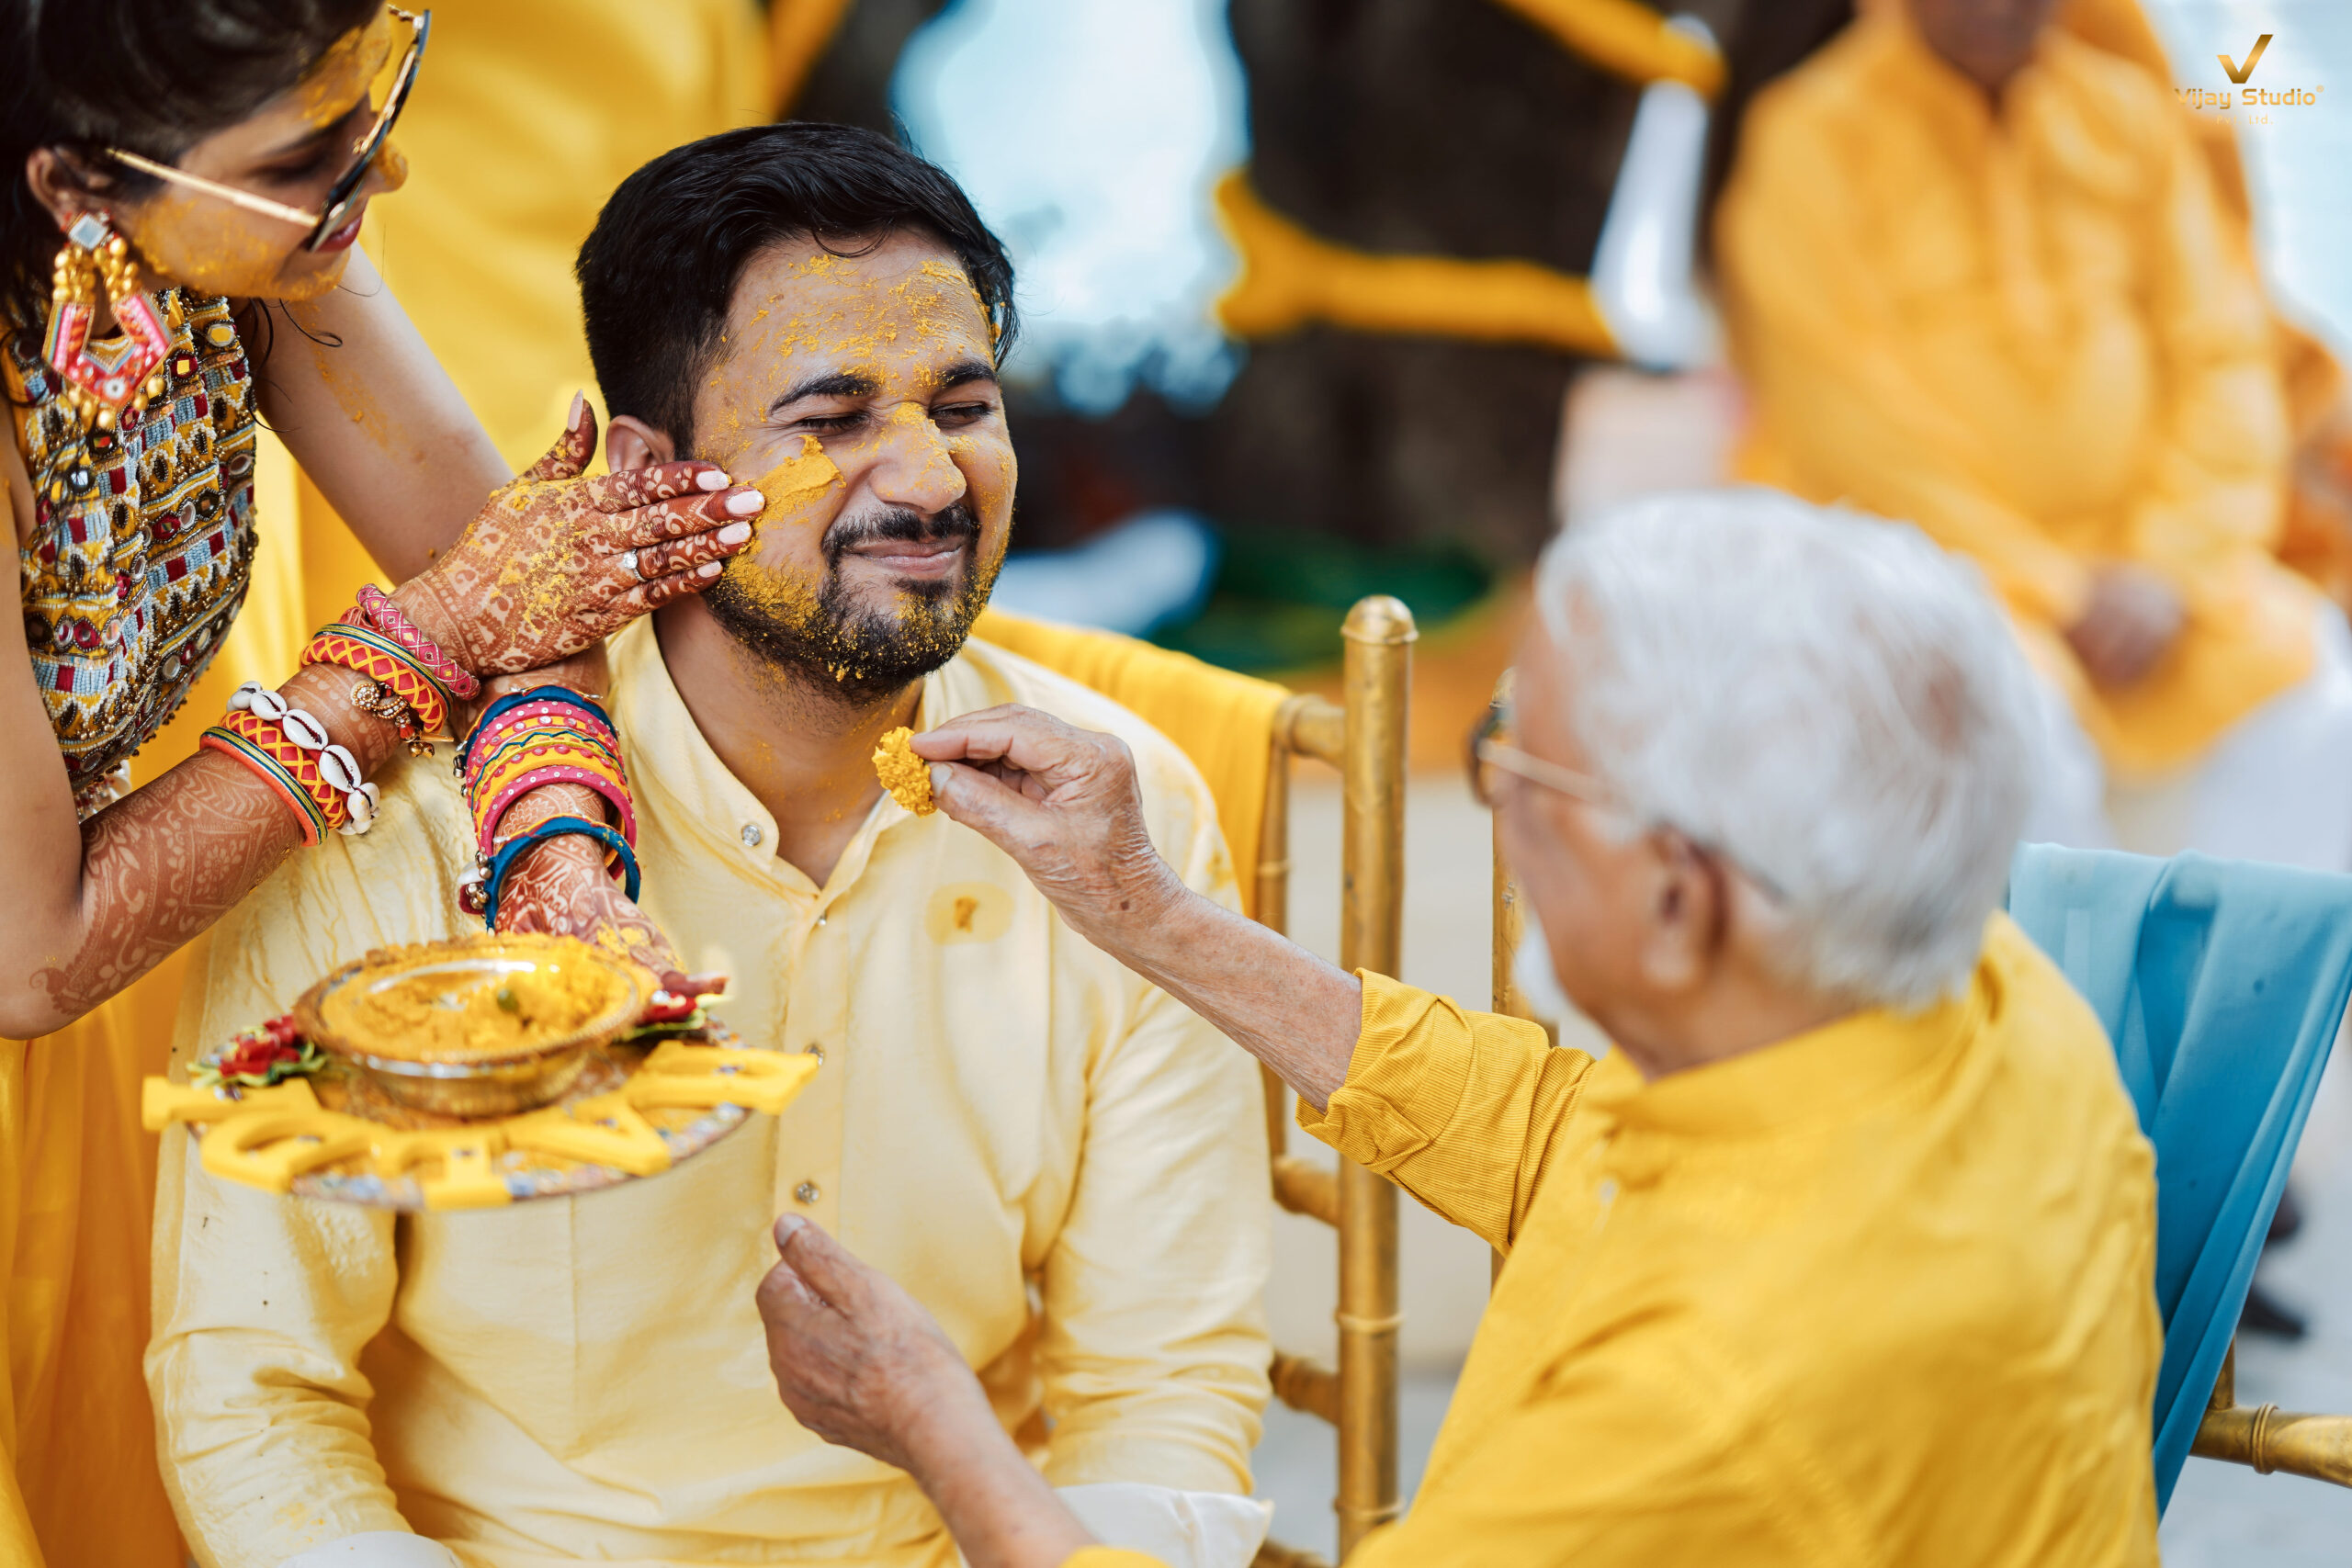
[{"x1": 2026, "y1": 604, "x2": 2352, "y2": 872}]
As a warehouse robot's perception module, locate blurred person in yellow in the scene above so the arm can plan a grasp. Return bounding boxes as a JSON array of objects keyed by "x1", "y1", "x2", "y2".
[
  {"x1": 751, "y1": 489, "x2": 2162, "y2": 1568},
  {"x1": 1716, "y1": 0, "x2": 2352, "y2": 869},
  {"x1": 149, "y1": 125, "x2": 1273, "y2": 1568}
]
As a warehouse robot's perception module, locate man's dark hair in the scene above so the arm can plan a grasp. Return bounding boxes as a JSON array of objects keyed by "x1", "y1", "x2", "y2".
[{"x1": 578, "y1": 122, "x2": 1017, "y2": 455}]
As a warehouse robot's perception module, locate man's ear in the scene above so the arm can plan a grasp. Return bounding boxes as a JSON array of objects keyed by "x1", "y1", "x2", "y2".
[
  {"x1": 1635, "y1": 831, "x2": 1718, "y2": 994},
  {"x1": 605, "y1": 414, "x2": 675, "y2": 473}
]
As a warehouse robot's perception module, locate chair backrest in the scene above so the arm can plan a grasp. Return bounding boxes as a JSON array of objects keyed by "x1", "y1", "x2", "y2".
[
  {"x1": 2006, "y1": 844, "x2": 2352, "y2": 1505},
  {"x1": 973, "y1": 599, "x2": 1418, "y2": 1565}
]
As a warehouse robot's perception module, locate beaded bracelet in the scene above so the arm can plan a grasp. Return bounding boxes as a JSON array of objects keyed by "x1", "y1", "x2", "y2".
[
  {"x1": 206, "y1": 682, "x2": 380, "y2": 837},
  {"x1": 476, "y1": 815, "x2": 642, "y2": 930},
  {"x1": 349, "y1": 582, "x2": 479, "y2": 700}
]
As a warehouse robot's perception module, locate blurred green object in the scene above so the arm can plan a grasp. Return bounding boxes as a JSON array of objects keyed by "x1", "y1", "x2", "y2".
[{"x1": 1153, "y1": 523, "x2": 1492, "y2": 672}]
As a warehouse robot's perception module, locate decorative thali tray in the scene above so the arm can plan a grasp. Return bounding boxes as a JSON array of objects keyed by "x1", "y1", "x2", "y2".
[{"x1": 141, "y1": 939, "x2": 816, "y2": 1213}]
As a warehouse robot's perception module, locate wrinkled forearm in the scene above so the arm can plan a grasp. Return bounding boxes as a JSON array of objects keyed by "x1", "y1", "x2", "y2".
[{"x1": 1088, "y1": 870, "x2": 1361, "y2": 1112}]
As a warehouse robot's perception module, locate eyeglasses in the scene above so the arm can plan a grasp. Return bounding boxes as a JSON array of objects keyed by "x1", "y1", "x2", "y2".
[
  {"x1": 1466, "y1": 697, "x2": 1788, "y2": 903},
  {"x1": 105, "y1": 6, "x2": 429, "y2": 254},
  {"x1": 1466, "y1": 698, "x2": 1617, "y2": 813}
]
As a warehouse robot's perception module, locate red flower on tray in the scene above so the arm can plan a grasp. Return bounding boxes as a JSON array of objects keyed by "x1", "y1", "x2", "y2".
[{"x1": 195, "y1": 1015, "x2": 325, "y2": 1089}]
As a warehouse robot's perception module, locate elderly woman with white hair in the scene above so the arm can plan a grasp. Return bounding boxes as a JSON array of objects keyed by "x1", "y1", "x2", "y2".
[{"x1": 752, "y1": 490, "x2": 2164, "y2": 1568}]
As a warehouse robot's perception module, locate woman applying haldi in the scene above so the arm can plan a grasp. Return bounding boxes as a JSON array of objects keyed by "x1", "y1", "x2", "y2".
[{"x1": 0, "y1": 0, "x2": 758, "y2": 1556}]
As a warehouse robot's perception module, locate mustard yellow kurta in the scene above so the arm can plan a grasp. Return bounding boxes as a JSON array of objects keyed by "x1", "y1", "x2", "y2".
[
  {"x1": 1717, "y1": 14, "x2": 2312, "y2": 779},
  {"x1": 149, "y1": 621, "x2": 1271, "y2": 1568},
  {"x1": 1071, "y1": 913, "x2": 2161, "y2": 1567}
]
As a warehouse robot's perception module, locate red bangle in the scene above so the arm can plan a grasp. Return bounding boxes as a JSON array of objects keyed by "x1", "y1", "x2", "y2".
[{"x1": 349, "y1": 583, "x2": 480, "y2": 700}]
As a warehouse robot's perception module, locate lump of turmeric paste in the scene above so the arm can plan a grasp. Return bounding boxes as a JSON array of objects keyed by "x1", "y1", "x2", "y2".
[
  {"x1": 324, "y1": 960, "x2": 629, "y2": 1061},
  {"x1": 873, "y1": 726, "x2": 937, "y2": 817}
]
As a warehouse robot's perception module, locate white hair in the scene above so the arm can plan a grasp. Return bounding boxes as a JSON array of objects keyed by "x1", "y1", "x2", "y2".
[{"x1": 1534, "y1": 488, "x2": 2038, "y2": 1010}]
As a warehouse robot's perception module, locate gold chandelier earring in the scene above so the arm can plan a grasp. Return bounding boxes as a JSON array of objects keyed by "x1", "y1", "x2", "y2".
[{"x1": 42, "y1": 211, "x2": 171, "y2": 445}]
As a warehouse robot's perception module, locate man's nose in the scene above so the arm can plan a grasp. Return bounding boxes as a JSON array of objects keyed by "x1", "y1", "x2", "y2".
[{"x1": 865, "y1": 403, "x2": 967, "y2": 516}]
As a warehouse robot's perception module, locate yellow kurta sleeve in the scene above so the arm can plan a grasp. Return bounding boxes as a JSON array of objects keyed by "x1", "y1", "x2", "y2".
[
  {"x1": 1062, "y1": 1551, "x2": 1166, "y2": 1568},
  {"x1": 1295, "y1": 974, "x2": 1591, "y2": 1253}
]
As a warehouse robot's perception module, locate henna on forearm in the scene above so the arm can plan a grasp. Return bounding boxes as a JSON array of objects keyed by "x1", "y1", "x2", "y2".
[{"x1": 21, "y1": 665, "x2": 405, "y2": 1031}]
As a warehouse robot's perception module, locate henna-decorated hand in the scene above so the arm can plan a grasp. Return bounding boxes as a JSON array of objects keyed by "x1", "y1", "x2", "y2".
[
  {"x1": 490, "y1": 781, "x2": 723, "y2": 1000},
  {"x1": 395, "y1": 396, "x2": 761, "y2": 677}
]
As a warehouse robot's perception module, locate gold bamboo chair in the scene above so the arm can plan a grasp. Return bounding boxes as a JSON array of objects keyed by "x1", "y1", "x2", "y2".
[
  {"x1": 1480, "y1": 672, "x2": 2352, "y2": 1493},
  {"x1": 972, "y1": 597, "x2": 1418, "y2": 1566}
]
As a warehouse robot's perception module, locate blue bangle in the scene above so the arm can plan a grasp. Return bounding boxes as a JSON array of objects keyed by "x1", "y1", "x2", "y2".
[
  {"x1": 480, "y1": 813, "x2": 643, "y2": 930},
  {"x1": 457, "y1": 685, "x2": 621, "y2": 775}
]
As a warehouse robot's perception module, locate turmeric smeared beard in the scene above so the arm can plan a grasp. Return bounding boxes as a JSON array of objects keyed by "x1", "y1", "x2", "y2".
[{"x1": 704, "y1": 500, "x2": 1001, "y2": 704}]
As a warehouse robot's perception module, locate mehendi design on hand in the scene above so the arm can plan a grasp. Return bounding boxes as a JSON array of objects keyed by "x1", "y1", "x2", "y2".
[{"x1": 397, "y1": 401, "x2": 760, "y2": 677}]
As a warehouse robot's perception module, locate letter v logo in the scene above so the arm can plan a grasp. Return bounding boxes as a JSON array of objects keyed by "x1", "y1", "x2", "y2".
[{"x1": 2219, "y1": 33, "x2": 2272, "y2": 85}]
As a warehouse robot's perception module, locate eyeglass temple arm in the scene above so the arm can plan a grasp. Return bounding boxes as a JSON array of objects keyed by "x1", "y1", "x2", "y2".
[{"x1": 103, "y1": 149, "x2": 319, "y2": 230}]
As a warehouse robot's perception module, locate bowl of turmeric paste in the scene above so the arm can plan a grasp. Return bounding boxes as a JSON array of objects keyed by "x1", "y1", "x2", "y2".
[{"x1": 293, "y1": 934, "x2": 650, "y2": 1118}]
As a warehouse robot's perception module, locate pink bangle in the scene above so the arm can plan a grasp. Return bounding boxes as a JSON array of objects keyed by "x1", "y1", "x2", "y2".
[
  {"x1": 350, "y1": 583, "x2": 480, "y2": 701},
  {"x1": 467, "y1": 701, "x2": 619, "y2": 766},
  {"x1": 480, "y1": 764, "x2": 639, "y2": 858}
]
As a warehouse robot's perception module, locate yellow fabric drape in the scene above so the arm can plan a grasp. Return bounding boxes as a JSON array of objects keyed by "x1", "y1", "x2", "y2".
[
  {"x1": 7, "y1": 6, "x2": 765, "y2": 1562},
  {"x1": 1486, "y1": 0, "x2": 1724, "y2": 96},
  {"x1": 1213, "y1": 173, "x2": 1617, "y2": 357},
  {"x1": 971, "y1": 610, "x2": 1291, "y2": 924}
]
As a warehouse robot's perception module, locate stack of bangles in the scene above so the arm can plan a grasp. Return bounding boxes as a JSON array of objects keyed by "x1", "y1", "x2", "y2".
[
  {"x1": 455, "y1": 686, "x2": 639, "y2": 929},
  {"x1": 198, "y1": 585, "x2": 477, "y2": 844}
]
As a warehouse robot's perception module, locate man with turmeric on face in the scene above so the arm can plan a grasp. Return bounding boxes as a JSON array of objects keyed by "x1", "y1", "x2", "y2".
[{"x1": 148, "y1": 125, "x2": 1273, "y2": 1568}]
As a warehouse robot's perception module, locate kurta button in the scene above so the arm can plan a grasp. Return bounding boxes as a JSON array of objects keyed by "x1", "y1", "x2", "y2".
[
  {"x1": 741, "y1": 823, "x2": 763, "y2": 847},
  {"x1": 803, "y1": 1043, "x2": 825, "y2": 1063},
  {"x1": 814, "y1": 914, "x2": 827, "y2": 927},
  {"x1": 794, "y1": 1181, "x2": 821, "y2": 1204}
]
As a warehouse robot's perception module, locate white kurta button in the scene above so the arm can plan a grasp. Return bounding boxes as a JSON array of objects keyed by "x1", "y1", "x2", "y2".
[
  {"x1": 803, "y1": 1043, "x2": 825, "y2": 1064},
  {"x1": 741, "y1": 823, "x2": 763, "y2": 847},
  {"x1": 794, "y1": 1181, "x2": 821, "y2": 1204}
]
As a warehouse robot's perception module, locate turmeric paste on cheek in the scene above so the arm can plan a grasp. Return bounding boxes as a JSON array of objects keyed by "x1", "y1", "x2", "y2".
[{"x1": 751, "y1": 434, "x2": 844, "y2": 537}]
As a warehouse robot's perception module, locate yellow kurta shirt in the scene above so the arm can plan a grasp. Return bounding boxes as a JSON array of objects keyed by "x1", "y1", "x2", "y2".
[
  {"x1": 147, "y1": 622, "x2": 1272, "y2": 1568},
  {"x1": 1718, "y1": 15, "x2": 2312, "y2": 778},
  {"x1": 1076, "y1": 914, "x2": 2161, "y2": 1567}
]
